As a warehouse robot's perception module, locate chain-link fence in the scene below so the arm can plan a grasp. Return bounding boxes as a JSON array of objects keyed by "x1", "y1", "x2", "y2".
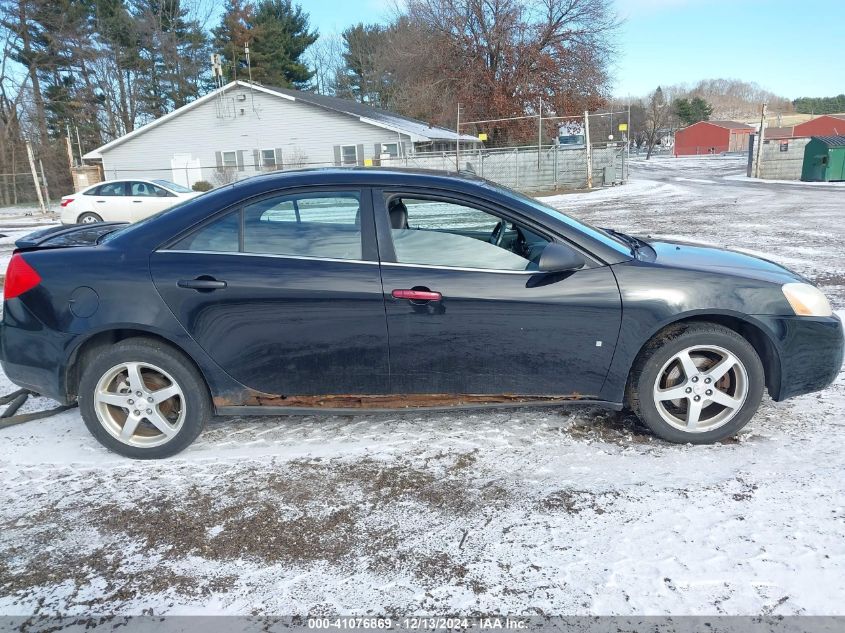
[
  {"x1": 0, "y1": 141, "x2": 627, "y2": 213},
  {"x1": 0, "y1": 140, "x2": 74, "y2": 211},
  {"x1": 98, "y1": 143, "x2": 627, "y2": 195}
]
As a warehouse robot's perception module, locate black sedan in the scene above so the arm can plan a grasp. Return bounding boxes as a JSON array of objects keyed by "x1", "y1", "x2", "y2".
[{"x1": 1, "y1": 169, "x2": 842, "y2": 458}]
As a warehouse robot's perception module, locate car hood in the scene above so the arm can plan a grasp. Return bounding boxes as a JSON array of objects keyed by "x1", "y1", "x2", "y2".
[{"x1": 642, "y1": 238, "x2": 805, "y2": 284}]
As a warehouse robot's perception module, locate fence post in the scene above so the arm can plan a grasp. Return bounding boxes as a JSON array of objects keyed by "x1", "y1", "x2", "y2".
[
  {"x1": 554, "y1": 144, "x2": 558, "y2": 190},
  {"x1": 584, "y1": 111, "x2": 593, "y2": 189},
  {"x1": 515, "y1": 149, "x2": 519, "y2": 188},
  {"x1": 753, "y1": 103, "x2": 767, "y2": 179},
  {"x1": 25, "y1": 141, "x2": 46, "y2": 214}
]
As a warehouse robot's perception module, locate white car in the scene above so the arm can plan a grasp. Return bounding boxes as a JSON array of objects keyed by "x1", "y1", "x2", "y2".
[{"x1": 60, "y1": 179, "x2": 203, "y2": 225}]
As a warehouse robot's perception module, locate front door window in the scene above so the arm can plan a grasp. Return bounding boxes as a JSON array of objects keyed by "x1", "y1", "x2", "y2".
[{"x1": 385, "y1": 196, "x2": 550, "y2": 270}]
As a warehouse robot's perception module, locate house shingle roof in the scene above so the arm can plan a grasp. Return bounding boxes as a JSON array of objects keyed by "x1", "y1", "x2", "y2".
[
  {"x1": 765, "y1": 126, "x2": 795, "y2": 139},
  {"x1": 85, "y1": 81, "x2": 478, "y2": 160},
  {"x1": 705, "y1": 120, "x2": 755, "y2": 130},
  {"x1": 264, "y1": 85, "x2": 480, "y2": 143}
]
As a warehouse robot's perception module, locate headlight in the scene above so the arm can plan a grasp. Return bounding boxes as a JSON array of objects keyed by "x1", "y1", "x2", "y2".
[{"x1": 782, "y1": 282, "x2": 832, "y2": 317}]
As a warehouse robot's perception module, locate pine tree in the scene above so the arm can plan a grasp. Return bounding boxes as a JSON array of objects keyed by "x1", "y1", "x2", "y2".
[
  {"x1": 214, "y1": 0, "x2": 317, "y2": 88},
  {"x1": 250, "y1": 0, "x2": 317, "y2": 87},
  {"x1": 336, "y1": 23, "x2": 391, "y2": 106},
  {"x1": 133, "y1": 0, "x2": 211, "y2": 117},
  {"x1": 675, "y1": 96, "x2": 714, "y2": 126},
  {"x1": 212, "y1": 0, "x2": 254, "y2": 83}
]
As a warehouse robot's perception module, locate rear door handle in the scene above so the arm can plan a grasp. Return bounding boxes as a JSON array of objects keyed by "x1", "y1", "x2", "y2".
[
  {"x1": 392, "y1": 288, "x2": 442, "y2": 302},
  {"x1": 132, "y1": 200, "x2": 143, "y2": 203},
  {"x1": 178, "y1": 277, "x2": 227, "y2": 291}
]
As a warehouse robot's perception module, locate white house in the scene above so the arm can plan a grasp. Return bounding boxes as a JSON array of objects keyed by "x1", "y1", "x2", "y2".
[{"x1": 83, "y1": 81, "x2": 481, "y2": 188}]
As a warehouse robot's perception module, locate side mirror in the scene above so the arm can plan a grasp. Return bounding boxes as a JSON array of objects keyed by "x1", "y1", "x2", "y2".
[{"x1": 538, "y1": 242, "x2": 585, "y2": 273}]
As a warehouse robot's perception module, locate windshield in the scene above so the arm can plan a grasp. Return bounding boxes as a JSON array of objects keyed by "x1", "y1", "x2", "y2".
[
  {"x1": 153, "y1": 179, "x2": 193, "y2": 194},
  {"x1": 485, "y1": 182, "x2": 633, "y2": 256}
]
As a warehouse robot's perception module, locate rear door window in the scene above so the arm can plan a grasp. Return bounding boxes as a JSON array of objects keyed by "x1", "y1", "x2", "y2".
[
  {"x1": 131, "y1": 182, "x2": 172, "y2": 197},
  {"x1": 96, "y1": 182, "x2": 126, "y2": 196},
  {"x1": 173, "y1": 211, "x2": 240, "y2": 252},
  {"x1": 243, "y1": 193, "x2": 362, "y2": 260},
  {"x1": 171, "y1": 191, "x2": 363, "y2": 261}
]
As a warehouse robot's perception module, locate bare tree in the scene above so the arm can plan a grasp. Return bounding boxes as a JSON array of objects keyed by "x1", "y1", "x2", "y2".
[
  {"x1": 643, "y1": 86, "x2": 671, "y2": 159},
  {"x1": 665, "y1": 78, "x2": 793, "y2": 122},
  {"x1": 306, "y1": 34, "x2": 343, "y2": 95},
  {"x1": 373, "y1": 0, "x2": 618, "y2": 144}
]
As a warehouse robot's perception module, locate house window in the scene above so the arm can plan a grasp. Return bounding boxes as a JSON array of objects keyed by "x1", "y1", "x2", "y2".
[
  {"x1": 222, "y1": 151, "x2": 238, "y2": 167},
  {"x1": 341, "y1": 145, "x2": 358, "y2": 166},
  {"x1": 261, "y1": 149, "x2": 277, "y2": 169},
  {"x1": 382, "y1": 143, "x2": 399, "y2": 158}
]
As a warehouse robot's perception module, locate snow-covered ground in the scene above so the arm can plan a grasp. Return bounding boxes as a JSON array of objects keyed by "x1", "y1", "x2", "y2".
[
  {"x1": 0, "y1": 207, "x2": 59, "y2": 274},
  {"x1": 1, "y1": 156, "x2": 844, "y2": 618}
]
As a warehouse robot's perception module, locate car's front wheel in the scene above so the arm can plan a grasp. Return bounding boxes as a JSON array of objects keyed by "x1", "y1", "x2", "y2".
[
  {"x1": 78, "y1": 338, "x2": 211, "y2": 458},
  {"x1": 628, "y1": 323, "x2": 764, "y2": 444}
]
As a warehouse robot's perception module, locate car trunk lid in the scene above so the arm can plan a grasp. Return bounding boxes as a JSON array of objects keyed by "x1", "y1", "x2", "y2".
[{"x1": 15, "y1": 222, "x2": 128, "y2": 250}]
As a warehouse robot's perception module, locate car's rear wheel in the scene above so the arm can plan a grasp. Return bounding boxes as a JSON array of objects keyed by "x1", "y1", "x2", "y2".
[
  {"x1": 78, "y1": 212, "x2": 102, "y2": 224},
  {"x1": 628, "y1": 323, "x2": 764, "y2": 444},
  {"x1": 78, "y1": 339, "x2": 210, "y2": 458}
]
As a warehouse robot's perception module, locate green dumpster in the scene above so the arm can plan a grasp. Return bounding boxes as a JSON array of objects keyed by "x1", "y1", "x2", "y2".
[{"x1": 801, "y1": 136, "x2": 845, "y2": 182}]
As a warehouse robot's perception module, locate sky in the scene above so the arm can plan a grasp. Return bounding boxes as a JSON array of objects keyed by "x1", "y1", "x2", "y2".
[{"x1": 299, "y1": 0, "x2": 845, "y2": 100}]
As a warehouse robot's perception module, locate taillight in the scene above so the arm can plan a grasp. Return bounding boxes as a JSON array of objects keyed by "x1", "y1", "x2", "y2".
[
  {"x1": 4, "y1": 254, "x2": 41, "y2": 300},
  {"x1": 60, "y1": 198, "x2": 73, "y2": 207}
]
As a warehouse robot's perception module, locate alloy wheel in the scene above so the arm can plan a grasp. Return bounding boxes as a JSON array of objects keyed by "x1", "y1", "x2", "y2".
[
  {"x1": 93, "y1": 361, "x2": 186, "y2": 447},
  {"x1": 652, "y1": 344, "x2": 749, "y2": 433}
]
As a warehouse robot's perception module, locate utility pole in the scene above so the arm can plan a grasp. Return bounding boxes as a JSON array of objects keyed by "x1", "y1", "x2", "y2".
[
  {"x1": 538, "y1": 97, "x2": 543, "y2": 168},
  {"x1": 754, "y1": 103, "x2": 767, "y2": 178},
  {"x1": 455, "y1": 102, "x2": 461, "y2": 171},
  {"x1": 245, "y1": 43, "x2": 255, "y2": 113},
  {"x1": 626, "y1": 103, "x2": 631, "y2": 183},
  {"x1": 75, "y1": 126, "x2": 84, "y2": 162},
  {"x1": 65, "y1": 124, "x2": 75, "y2": 168},
  {"x1": 38, "y1": 158, "x2": 51, "y2": 207},
  {"x1": 584, "y1": 110, "x2": 593, "y2": 189},
  {"x1": 25, "y1": 141, "x2": 46, "y2": 214},
  {"x1": 65, "y1": 131, "x2": 75, "y2": 186}
]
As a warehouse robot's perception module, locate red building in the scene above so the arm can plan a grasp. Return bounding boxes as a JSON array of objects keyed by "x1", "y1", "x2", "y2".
[
  {"x1": 674, "y1": 120, "x2": 755, "y2": 156},
  {"x1": 793, "y1": 114, "x2": 845, "y2": 137},
  {"x1": 762, "y1": 115, "x2": 845, "y2": 140}
]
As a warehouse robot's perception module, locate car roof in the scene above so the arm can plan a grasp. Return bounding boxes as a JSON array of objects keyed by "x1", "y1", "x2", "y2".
[
  {"x1": 237, "y1": 166, "x2": 489, "y2": 188},
  {"x1": 83, "y1": 178, "x2": 176, "y2": 193}
]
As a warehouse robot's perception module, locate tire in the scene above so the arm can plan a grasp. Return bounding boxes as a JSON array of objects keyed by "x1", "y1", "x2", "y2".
[
  {"x1": 627, "y1": 323, "x2": 764, "y2": 444},
  {"x1": 78, "y1": 338, "x2": 211, "y2": 458},
  {"x1": 77, "y1": 212, "x2": 103, "y2": 224}
]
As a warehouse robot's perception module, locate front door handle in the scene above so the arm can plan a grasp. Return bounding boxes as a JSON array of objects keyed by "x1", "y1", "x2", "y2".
[
  {"x1": 178, "y1": 277, "x2": 227, "y2": 291},
  {"x1": 392, "y1": 288, "x2": 442, "y2": 302}
]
